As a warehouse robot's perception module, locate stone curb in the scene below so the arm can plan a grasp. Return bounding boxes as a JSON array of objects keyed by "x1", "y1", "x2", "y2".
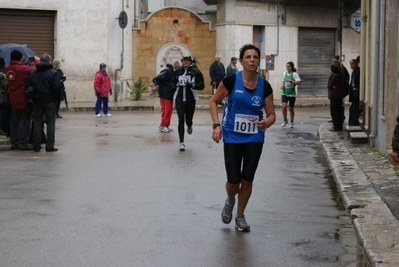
[
  {"x1": 318, "y1": 123, "x2": 399, "y2": 266},
  {"x1": 60, "y1": 102, "x2": 329, "y2": 113}
]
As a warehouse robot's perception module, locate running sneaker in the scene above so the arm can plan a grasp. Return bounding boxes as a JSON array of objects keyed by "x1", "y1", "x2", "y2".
[
  {"x1": 158, "y1": 126, "x2": 170, "y2": 133},
  {"x1": 187, "y1": 126, "x2": 193, "y2": 135},
  {"x1": 179, "y1": 143, "x2": 185, "y2": 151},
  {"x1": 290, "y1": 122, "x2": 294, "y2": 128},
  {"x1": 95, "y1": 114, "x2": 102, "y2": 118},
  {"x1": 235, "y1": 215, "x2": 251, "y2": 232},
  {"x1": 281, "y1": 120, "x2": 287, "y2": 127},
  {"x1": 104, "y1": 113, "x2": 112, "y2": 117},
  {"x1": 221, "y1": 200, "x2": 235, "y2": 224}
]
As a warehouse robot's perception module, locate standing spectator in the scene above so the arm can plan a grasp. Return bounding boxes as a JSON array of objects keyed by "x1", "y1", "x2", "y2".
[
  {"x1": 94, "y1": 63, "x2": 112, "y2": 117},
  {"x1": 348, "y1": 59, "x2": 361, "y2": 126},
  {"x1": 0, "y1": 70, "x2": 8, "y2": 136},
  {"x1": 390, "y1": 114, "x2": 399, "y2": 165},
  {"x1": 334, "y1": 55, "x2": 349, "y2": 122},
  {"x1": 328, "y1": 64, "x2": 344, "y2": 131},
  {"x1": 280, "y1": 61, "x2": 301, "y2": 128},
  {"x1": 209, "y1": 55, "x2": 225, "y2": 105},
  {"x1": 53, "y1": 59, "x2": 66, "y2": 118},
  {"x1": 209, "y1": 44, "x2": 276, "y2": 231},
  {"x1": 25, "y1": 56, "x2": 35, "y2": 67},
  {"x1": 226, "y1": 57, "x2": 238, "y2": 76},
  {"x1": 174, "y1": 55, "x2": 205, "y2": 151},
  {"x1": 26, "y1": 54, "x2": 62, "y2": 152},
  {"x1": 153, "y1": 63, "x2": 175, "y2": 133},
  {"x1": 5, "y1": 50, "x2": 36, "y2": 150}
]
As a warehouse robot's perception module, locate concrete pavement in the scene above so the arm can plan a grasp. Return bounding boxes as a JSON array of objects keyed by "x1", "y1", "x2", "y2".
[
  {"x1": 1, "y1": 94, "x2": 398, "y2": 265},
  {"x1": 319, "y1": 124, "x2": 399, "y2": 266}
]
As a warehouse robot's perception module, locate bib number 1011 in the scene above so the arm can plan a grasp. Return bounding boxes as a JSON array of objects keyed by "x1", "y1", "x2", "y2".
[{"x1": 234, "y1": 114, "x2": 259, "y2": 134}]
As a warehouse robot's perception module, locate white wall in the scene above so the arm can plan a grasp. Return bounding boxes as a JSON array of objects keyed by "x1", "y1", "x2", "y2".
[{"x1": 0, "y1": 0, "x2": 134, "y2": 102}]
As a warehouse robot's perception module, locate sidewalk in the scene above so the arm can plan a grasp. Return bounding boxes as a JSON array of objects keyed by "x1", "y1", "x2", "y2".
[{"x1": 319, "y1": 124, "x2": 399, "y2": 266}]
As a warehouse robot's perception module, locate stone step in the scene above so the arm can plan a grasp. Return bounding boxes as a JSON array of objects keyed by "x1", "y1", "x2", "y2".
[
  {"x1": 350, "y1": 131, "x2": 369, "y2": 144},
  {"x1": 346, "y1": 125, "x2": 363, "y2": 132}
]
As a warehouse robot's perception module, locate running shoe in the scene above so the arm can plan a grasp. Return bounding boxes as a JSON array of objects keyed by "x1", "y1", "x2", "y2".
[
  {"x1": 221, "y1": 200, "x2": 235, "y2": 224},
  {"x1": 187, "y1": 126, "x2": 193, "y2": 135},
  {"x1": 179, "y1": 143, "x2": 185, "y2": 151},
  {"x1": 104, "y1": 113, "x2": 112, "y2": 117},
  {"x1": 158, "y1": 126, "x2": 170, "y2": 133},
  {"x1": 281, "y1": 120, "x2": 287, "y2": 127},
  {"x1": 235, "y1": 215, "x2": 251, "y2": 232},
  {"x1": 290, "y1": 122, "x2": 294, "y2": 128},
  {"x1": 95, "y1": 114, "x2": 102, "y2": 118}
]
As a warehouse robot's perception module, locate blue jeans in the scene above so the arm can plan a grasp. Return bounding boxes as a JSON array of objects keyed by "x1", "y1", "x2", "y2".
[
  {"x1": 10, "y1": 109, "x2": 32, "y2": 145},
  {"x1": 95, "y1": 97, "x2": 109, "y2": 115}
]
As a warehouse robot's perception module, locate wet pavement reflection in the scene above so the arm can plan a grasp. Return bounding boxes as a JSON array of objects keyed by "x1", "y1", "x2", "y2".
[{"x1": 0, "y1": 109, "x2": 367, "y2": 266}]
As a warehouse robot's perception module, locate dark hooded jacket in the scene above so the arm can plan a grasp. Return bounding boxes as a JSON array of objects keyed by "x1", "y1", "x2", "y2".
[
  {"x1": 26, "y1": 62, "x2": 62, "y2": 104},
  {"x1": 392, "y1": 115, "x2": 399, "y2": 154},
  {"x1": 152, "y1": 64, "x2": 175, "y2": 100}
]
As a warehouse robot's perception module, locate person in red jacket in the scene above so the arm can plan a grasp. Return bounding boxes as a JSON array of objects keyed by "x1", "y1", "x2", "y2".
[
  {"x1": 5, "y1": 50, "x2": 36, "y2": 150},
  {"x1": 93, "y1": 63, "x2": 112, "y2": 117}
]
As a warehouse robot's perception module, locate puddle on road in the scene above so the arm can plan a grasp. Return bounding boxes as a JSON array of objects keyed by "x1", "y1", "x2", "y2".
[
  {"x1": 286, "y1": 131, "x2": 366, "y2": 266},
  {"x1": 322, "y1": 162, "x2": 365, "y2": 266}
]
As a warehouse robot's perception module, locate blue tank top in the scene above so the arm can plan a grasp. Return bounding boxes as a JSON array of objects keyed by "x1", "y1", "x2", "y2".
[{"x1": 222, "y1": 72, "x2": 265, "y2": 143}]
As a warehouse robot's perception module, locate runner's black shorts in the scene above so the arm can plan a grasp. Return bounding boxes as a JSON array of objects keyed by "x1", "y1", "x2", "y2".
[
  {"x1": 281, "y1": 95, "x2": 296, "y2": 107},
  {"x1": 224, "y1": 142, "x2": 263, "y2": 184}
]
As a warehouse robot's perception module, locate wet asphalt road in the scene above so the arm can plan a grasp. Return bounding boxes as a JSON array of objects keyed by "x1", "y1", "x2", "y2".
[{"x1": 0, "y1": 108, "x2": 357, "y2": 267}]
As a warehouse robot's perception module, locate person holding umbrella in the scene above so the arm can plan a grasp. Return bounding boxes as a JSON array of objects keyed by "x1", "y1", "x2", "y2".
[{"x1": 5, "y1": 50, "x2": 36, "y2": 150}]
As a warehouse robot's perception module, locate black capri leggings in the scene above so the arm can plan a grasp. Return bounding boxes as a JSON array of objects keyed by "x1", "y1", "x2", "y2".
[
  {"x1": 224, "y1": 142, "x2": 264, "y2": 184},
  {"x1": 175, "y1": 98, "x2": 196, "y2": 143}
]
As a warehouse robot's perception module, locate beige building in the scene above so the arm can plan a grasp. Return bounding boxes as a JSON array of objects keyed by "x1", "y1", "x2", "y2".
[
  {"x1": 0, "y1": 0, "x2": 136, "y2": 102},
  {"x1": 360, "y1": 0, "x2": 399, "y2": 155},
  {"x1": 2, "y1": 0, "x2": 395, "y2": 157}
]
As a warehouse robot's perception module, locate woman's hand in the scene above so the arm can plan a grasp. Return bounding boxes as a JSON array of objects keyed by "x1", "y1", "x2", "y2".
[
  {"x1": 212, "y1": 127, "x2": 222, "y2": 143},
  {"x1": 257, "y1": 120, "x2": 269, "y2": 132}
]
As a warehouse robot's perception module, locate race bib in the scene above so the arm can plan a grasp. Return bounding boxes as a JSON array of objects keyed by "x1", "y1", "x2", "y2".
[
  {"x1": 284, "y1": 81, "x2": 293, "y2": 89},
  {"x1": 178, "y1": 75, "x2": 190, "y2": 86},
  {"x1": 234, "y1": 114, "x2": 259, "y2": 134}
]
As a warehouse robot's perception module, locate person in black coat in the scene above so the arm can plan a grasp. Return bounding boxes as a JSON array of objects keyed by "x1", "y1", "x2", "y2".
[
  {"x1": 153, "y1": 63, "x2": 176, "y2": 133},
  {"x1": 209, "y1": 55, "x2": 225, "y2": 105},
  {"x1": 348, "y1": 59, "x2": 361, "y2": 126},
  {"x1": 26, "y1": 54, "x2": 62, "y2": 152},
  {"x1": 52, "y1": 59, "x2": 66, "y2": 118}
]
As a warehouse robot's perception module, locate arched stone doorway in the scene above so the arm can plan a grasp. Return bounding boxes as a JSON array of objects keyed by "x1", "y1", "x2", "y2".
[
  {"x1": 156, "y1": 43, "x2": 191, "y2": 74},
  {"x1": 132, "y1": 7, "x2": 216, "y2": 93}
]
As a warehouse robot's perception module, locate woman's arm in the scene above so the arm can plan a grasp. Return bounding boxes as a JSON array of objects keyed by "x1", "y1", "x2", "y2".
[
  {"x1": 258, "y1": 93, "x2": 276, "y2": 132},
  {"x1": 210, "y1": 81, "x2": 229, "y2": 143}
]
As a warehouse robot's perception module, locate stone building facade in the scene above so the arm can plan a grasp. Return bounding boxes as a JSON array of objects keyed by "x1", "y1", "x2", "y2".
[{"x1": 132, "y1": 7, "x2": 216, "y2": 92}]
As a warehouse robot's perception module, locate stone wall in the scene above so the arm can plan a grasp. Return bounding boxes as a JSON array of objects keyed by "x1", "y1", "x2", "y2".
[{"x1": 132, "y1": 7, "x2": 216, "y2": 94}]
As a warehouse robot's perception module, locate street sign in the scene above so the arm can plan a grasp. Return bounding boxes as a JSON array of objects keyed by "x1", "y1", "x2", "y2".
[{"x1": 351, "y1": 9, "x2": 361, "y2": 33}]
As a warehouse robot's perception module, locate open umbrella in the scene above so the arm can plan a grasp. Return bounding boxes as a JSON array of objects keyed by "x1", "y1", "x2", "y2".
[{"x1": 0, "y1": 43, "x2": 35, "y2": 60}]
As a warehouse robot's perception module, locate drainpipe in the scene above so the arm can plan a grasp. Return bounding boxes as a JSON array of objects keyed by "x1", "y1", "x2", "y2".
[
  {"x1": 114, "y1": 0, "x2": 126, "y2": 101},
  {"x1": 273, "y1": 1, "x2": 280, "y2": 57},
  {"x1": 369, "y1": 0, "x2": 380, "y2": 139}
]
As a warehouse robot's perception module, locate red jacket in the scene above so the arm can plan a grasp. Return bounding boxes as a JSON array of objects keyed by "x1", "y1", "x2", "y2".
[
  {"x1": 93, "y1": 71, "x2": 112, "y2": 97},
  {"x1": 6, "y1": 61, "x2": 36, "y2": 109}
]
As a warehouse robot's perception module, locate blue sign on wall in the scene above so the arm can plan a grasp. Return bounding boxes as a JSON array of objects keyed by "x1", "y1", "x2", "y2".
[{"x1": 351, "y1": 9, "x2": 361, "y2": 33}]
